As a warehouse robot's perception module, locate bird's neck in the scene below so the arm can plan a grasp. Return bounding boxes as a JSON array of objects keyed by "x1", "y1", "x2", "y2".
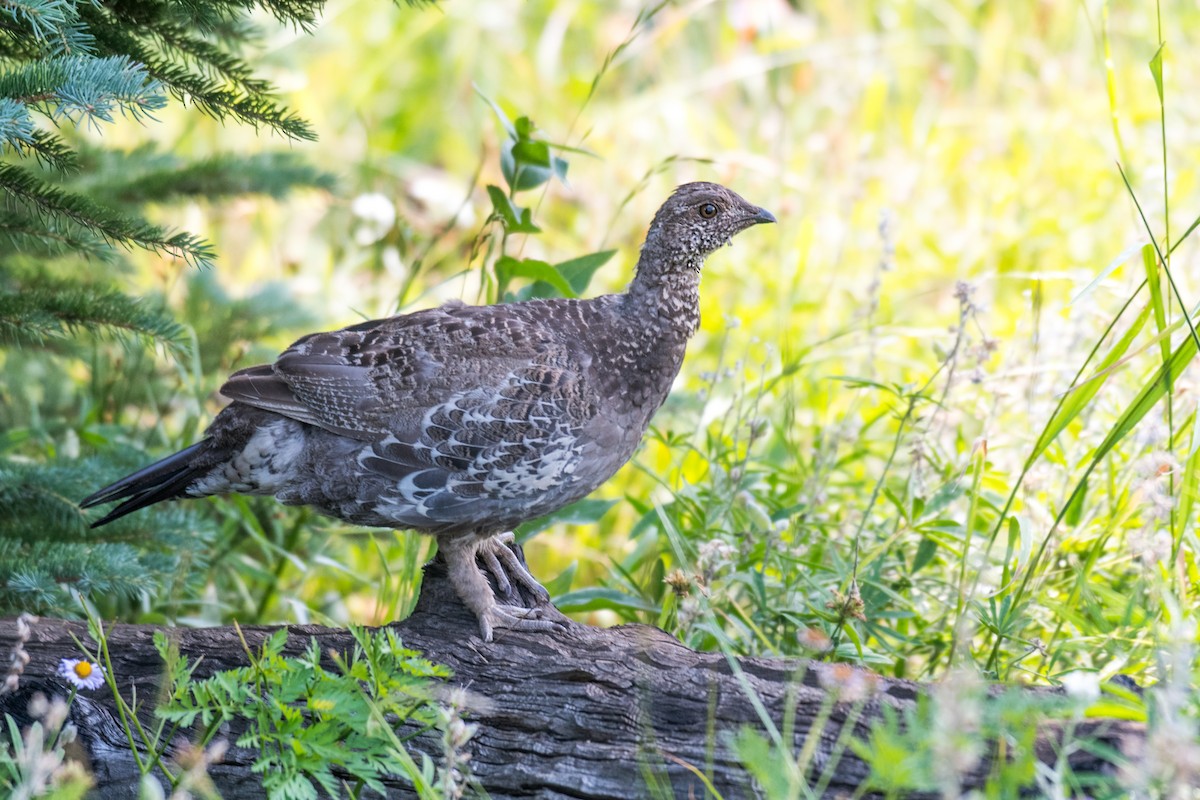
[
  {"x1": 624, "y1": 254, "x2": 702, "y2": 343},
  {"x1": 591, "y1": 262, "x2": 700, "y2": 423}
]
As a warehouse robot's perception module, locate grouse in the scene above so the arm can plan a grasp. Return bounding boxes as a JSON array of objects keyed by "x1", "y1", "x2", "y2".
[{"x1": 81, "y1": 182, "x2": 775, "y2": 640}]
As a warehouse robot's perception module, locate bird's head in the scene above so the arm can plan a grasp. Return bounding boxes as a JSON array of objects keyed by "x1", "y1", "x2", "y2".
[{"x1": 641, "y1": 182, "x2": 776, "y2": 272}]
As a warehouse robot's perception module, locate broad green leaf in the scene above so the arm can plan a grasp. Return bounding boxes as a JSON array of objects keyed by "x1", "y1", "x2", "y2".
[
  {"x1": 556, "y1": 249, "x2": 616, "y2": 294},
  {"x1": 912, "y1": 536, "x2": 937, "y2": 572},
  {"x1": 1063, "y1": 475, "x2": 1087, "y2": 527},
  {"x1": 502, "y1": 134, "x2": 565, "y2": 193},
  {"x1": 919, "y1": 480, "x2": 963, "y2": 520},
  {"x1": 496, "y1": 255, "x2": 576, "y2": 298},
  {"x1": 552, "y1": 154, "x2": 568, "y2": 182},
  {"x1": 512, "y1": 139, "x2": 551, "y2": 167},
  {"x1": 486, "y1": 184, "x2": 517, "y2": 226},
  {"x1": 514, "y1": 115, "x2": 535, "y2": 139},
  {"x1": 1084, "y1": 701, "x2": 1147, "y2": 722},
  {"x1": 485, "y1": 185, "x2": 539, "y2": 233},
  {"x1": 543, "y1": 562, "x2": 577, "y2": 597}
]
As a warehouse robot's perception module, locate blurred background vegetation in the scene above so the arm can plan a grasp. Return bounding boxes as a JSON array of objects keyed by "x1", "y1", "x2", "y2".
[{"x1": 5, "y1": 0, "x2": 1200, "y2": 701}]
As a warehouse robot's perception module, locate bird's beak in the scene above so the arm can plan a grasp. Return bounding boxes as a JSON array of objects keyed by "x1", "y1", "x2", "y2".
[{"x1": 750, "y1": 206, "x2": 776, "y2": 225}]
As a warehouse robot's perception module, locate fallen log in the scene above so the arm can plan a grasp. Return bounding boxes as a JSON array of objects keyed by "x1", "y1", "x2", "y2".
[{"x1": 0, "y1": 549, "x2": 1145, "y2": 798}]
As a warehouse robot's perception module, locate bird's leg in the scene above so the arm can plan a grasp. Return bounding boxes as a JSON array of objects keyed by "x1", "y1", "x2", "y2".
[
  {"x1": 477, "y1": 533, "x2": 551, "y2": 604},
  {"x1": 442, "y1": 537, "x2": 558, "y2": 642}
]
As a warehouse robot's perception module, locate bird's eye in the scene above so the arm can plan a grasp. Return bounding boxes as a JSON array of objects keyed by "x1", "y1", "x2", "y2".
[{"x1": 699, "y1": 203, "x2": 718, "y2": 218}]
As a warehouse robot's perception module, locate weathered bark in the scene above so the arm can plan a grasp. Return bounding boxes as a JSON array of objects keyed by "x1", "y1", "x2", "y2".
[{"x1": 0, "y1": 550, "x2": 1144, "y2": 799}]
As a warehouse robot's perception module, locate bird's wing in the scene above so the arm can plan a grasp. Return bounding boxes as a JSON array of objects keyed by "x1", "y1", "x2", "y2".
[
  {"x1": 219, "y1": 301, "x2": 590, "y2": 443},
  {"x1": 360, "y1": 352, "x2": 602, "y2": 523}
]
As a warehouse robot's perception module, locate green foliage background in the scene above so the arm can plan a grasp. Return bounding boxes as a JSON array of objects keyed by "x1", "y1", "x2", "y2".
[{"x1": 6, "y1": 0, "x2": 1200, "y2": 702}]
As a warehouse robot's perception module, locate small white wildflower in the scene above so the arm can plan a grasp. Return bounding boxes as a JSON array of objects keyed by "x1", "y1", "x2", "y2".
[
  {"x1": 56, "y1": 658, "x2": 105, "y2": 690},
  {"x1": 447, "y1": 717, "x2": 477, "y2": 751},
  {"x1": 350, "y1": 192, "x2": 396, "y2": 245},
  {"x1": 1128, "y1": 527, "x2": 1173, "y2": 567},
  {"x1": 697, "y1": 538, "x2": 736, "y2": 569},
  {"x1": 351, "y1": 192, "x2": 396, "y2": 226},
  {"x1": 1132, "y1": 417, "x2": 1169, "y2": 450},
  {"x1": 1135, "y1": 452, "x2": 1180, "y2": 482},
  {"x1": 409, "y1": 172, "x2": 475, "y2": 226},
  {"x1": 1059, "y1": 671, "x2": 1101, "y2": 704},
  {"x1": 953, "y1": 280, "x2": 975, "y2": 306}
]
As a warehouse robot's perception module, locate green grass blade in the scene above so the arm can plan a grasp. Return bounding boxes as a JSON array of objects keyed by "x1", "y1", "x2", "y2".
[
  {"x1": 1149, "y1": 42, "x2": 1165, "y2": 103},
  {"x1": 1143, "y1": 244, "x2": 1171, "y2": 367},
  {"x1": 1101, "y1": 3, "x2": 1130, "y2": 166},
  {"x1": 1176, "y1": 404, "x2": 1200, "y2": 557},
  {"x1": 1030, "y1": 301, "x2": 1151, "y2": 461},
  {"x1": 1092, "y1": 326, "x2": 1200, "y2": 466}
]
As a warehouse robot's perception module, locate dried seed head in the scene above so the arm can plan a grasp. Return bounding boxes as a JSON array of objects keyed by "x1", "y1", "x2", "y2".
[{"x1": 664, "y1": 568, "x2": 692, "y2": 597}]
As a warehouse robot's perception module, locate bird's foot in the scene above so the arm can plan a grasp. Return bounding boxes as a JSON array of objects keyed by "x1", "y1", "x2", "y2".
[
  {"x1": 477, "y1": 603, "x2": 561, "y2": 643},
  {"x1": 476, "y1": 533, "x2": 551, "y2": 605},
  {"x1": 443, "y1": 537, "x2": 565, "y2": 642}
]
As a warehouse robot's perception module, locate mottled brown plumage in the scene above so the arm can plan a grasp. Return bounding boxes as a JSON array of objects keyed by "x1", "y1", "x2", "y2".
[{"x1": 81, "y1": 182, "x2": 775, "y2": 640}]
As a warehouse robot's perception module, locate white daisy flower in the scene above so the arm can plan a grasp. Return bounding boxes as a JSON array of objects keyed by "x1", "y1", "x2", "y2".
[{"x1": 57, "y1": 658, "x2": 105, "y2": 690}]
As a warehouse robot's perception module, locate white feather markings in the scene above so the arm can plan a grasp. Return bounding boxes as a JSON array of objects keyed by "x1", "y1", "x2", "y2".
[{"x1": 189, "y1": 420, "x2": 304, "y2": 496}]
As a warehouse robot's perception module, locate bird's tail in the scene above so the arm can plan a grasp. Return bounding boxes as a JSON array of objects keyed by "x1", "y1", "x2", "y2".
[{"x1": 80, "y1": 440, "x2": 212, "y2": 528}]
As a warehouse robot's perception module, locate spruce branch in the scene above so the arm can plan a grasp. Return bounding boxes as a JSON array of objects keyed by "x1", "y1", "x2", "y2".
[
  {"x1": 0, "y1": 208, "x2": 113, "y2": 259},
  {"x1": 0, "y1": 281, "x2": 188, "y2": 352},
  {"x1": 147, "y1": 60, "x2": 316, "y2": 139},
  {"x1": 0, "y1": 162, "x2": 216, "y2": 265},
  {"x1": 125, "y1": 0, "x2": 326, "y2": 36},
  {"x1": 143, "y1": 20, "x2": 271, "y2": 95},
  {"x1": 0, "y1": 457, "x2": 216, "y2": 616},
  {"x1": 85, "y1": 20, "x2": 316, "y2": 139},
  {"x1": 93, "y1": 150, "x2": 336, "y2": 205},
  {"x1": 9, "y1": 128, "x2": 76, "y2": 171},
  {"x1": 0, "y1": 0, "x2": 96, "y2": 55},
  {"x1": 0, "y1": 54, "x2": 166, "y2": 144},
  {"x1": 51, "y1": 53, "x2": 168, "y2": 128}
]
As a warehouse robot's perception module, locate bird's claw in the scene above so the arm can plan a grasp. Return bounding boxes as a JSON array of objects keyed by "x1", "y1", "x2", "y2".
[
  {"x1": 478, "y1": 603, "x2": 561, "y2": 643},
  {"x1": 477, "y1": 534, "x2": 551, "y2": 604}
]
